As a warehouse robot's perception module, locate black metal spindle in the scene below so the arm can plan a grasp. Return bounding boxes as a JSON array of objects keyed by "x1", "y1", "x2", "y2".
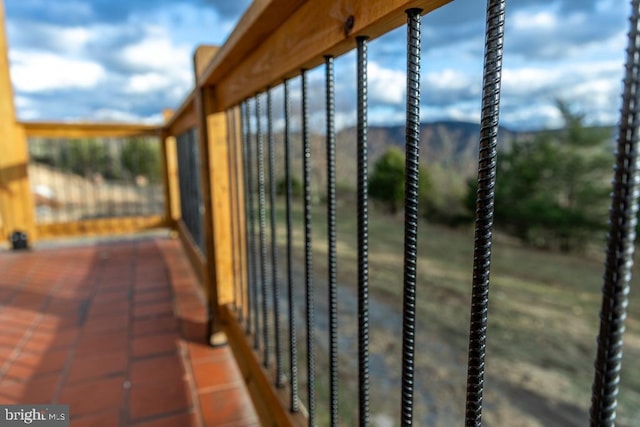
[
  {"x1": 356, "y1": 36, "x2": 370, "y2": 427},
  {"x1": 241, "y1": 102, "x2": 252, "y2": 332},
  {"x1": 267, "y1": 88, "x2": 284, "y2": 386},
  {"x1": 228, "y1": 109, "x2": 239, "y2": 313},
  {"x1": 284, "y1": 79, "x2": 300, "y2": 412},
  {"x1": 464, "y1": 1, "x2": 505, "y2": 425},
  {"x1": 301, "y1": 69, "x2": 316, "y2": 426},
  {"x1": 591, "y1": 1, "x2": 640, "y2": 425},
  {"x1": 257, "y1": 93, "x2": 271, "y2": 366},
  {"x1": 400, "y1": 10, "x2": 422, "y2": 426},
  {"x1": 246, "y1": 100, "x2": 260, "y2": 348},
  {"x1": 325, "y1": 55, "x2": 339, "y2": 426}
]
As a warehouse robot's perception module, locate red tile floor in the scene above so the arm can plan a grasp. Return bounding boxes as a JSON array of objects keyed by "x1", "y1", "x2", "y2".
[{"x1": 0, "y1": 234, "x2": 259, "y2": 426}]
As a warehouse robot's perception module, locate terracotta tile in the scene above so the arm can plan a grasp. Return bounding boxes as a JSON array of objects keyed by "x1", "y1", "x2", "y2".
[
  {"x1": 132, "y1": 316, "x2": 178, "y2": 337},
  {"x1": 82, "y1": 314, "x2": 129, "y2": 334},
  {"x1": 31, "y1": 329, "x2": 79, "y2": 349},
  {"x1": 130, "y1": 411, "x2": 199, "y2": 427},
  {"x1": 66, "y1": 350, "x2": 128, "y2": 384},
  {"x1": 192, "y1": 359, "x2": 242, "y2": 392},
  {"x1": 33, "y1": 316, "x2": 80, "y2": 332},
  {"x1": 22, "y1": 333, "x2": 61, "y2": 354},
  {"x1": 0, "y1": 374, "x2": 61, "y2": 403},
  {"x1": 88, "y1": 301, "x2": 131, "y2": 318},
  {"x1": 130, "y1": 355, "x2": 184, "y2": 384},
  {"x1": 0, "y1": 346, "x2": 16, "y2": 363},
  {"x1": 181, "y1": 320, "x2": 207, "y2": 341},
  {"x1": 74, "y1": 331, "x2": 129, "y2": 356},
  {"x1": 129, "y1": 378, "x2": 192, "y2": 420},
  {"x1": 132, "y1": 333, "x2": 179, "y2": 358},
  {"x1": 0, "y1": 332, "x2": 25, "y2": 349},
  {"x1": 133, "y1": 302, "x2": 174, "y2": 319},
  {"x1": 71, "y1": 411, "x2": 121, "y2": 427},
  {"x1": 58, "y1": 376, "x2": 125, "y2": 416},
  {"x1": 187, "y1": 343, "x2": 232, "y2": 364},
  {"x1": 199, "y1": 387, "x2": 257, "y2": 426},
  {"x1": 6, "y1": 348, "x2": 70, "y2": 380},
  {"x1": 134, "y1": 290, "x2": 172, "y2": 305}
]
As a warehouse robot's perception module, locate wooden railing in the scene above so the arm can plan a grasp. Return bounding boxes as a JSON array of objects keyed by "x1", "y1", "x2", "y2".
[{"x1": 3, "y1": 0, "x2": 640, "y2": 426}]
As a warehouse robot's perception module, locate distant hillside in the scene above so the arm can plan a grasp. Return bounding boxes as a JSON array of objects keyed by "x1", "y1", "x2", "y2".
[
  {"x1": 271, "y1": 121, "x2": 615, "y2": 198},
  {"x1": 334, "y1": 121, "x2": 519, "y2": 181}
]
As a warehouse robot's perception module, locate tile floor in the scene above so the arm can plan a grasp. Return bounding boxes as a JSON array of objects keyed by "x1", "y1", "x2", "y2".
[{"x1": 0, "y1": 234, "x2": 259, "y2": 426}]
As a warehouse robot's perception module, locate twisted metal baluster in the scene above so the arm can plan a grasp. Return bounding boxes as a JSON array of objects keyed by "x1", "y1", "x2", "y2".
[
  {"x1": 235, "y1": 106, "x2": 246, "y2": 324},
  {"x1": 400, "y1": 10, "x2": 422, "y2": 427},
  {"x1": 301, "y1": 69, "x2": 316, "y2": 427},
  {"x1": 227, "y1": 109, "x2": 238, "y2": 314},
  {"x1": 248, "y1": 98, "x2": 260, "y2": 349},
  {"x1": 241, "y1": 102, "x2": 251, "y2": 331},
  {"x1": 256, "y1": 93, "x2": 270, "y2": 367},
  {"x1": 464, "y1": 1, "x2": 506, "y2": 425},
  {"x1": 284, "y1": 79, "x2": 300, "y2": 412},
  {"x1": 325, "y1": 55, "x2": 339, "y2": 427},
  {"x1": 267, "y1": 88, "x2": 284, "y2": 386},
  {"x1": 356, "y1": 36, "x2": 370, "y2": 427},
  {"x1": 591, "y1": 1, "x2": 640, "y2": 425}
]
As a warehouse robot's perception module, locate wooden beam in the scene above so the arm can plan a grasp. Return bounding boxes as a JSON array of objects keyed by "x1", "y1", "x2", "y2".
[
  {"x1": 161, "y1": 110, "x2": 180, "y2": 226},
  {"x1": 167, "y1": 99, "x2": 197, "y2": 137},
  {"x1": 203, "y1": 0, "x2": 452, "y2": 111},
  {"x1": 207, "y1": 109, "x2": 234, "y2": 306},
  {"x1": 194, "y1": 45, "x2": 219, "y2": 82},
  {"x1": 200, "y1": 0, "x2": 307, "y2": 89},
  {"x1": 21, "y1": 122, "x2": 161, "y2": 139},
  {"x1": 176, "y1": 219, "x2": 206, "y2": 286},
  {"x1": 194, "y1": 76, "x2": 222, "y2": 343},
  {"x1": 0, "y1": 0, "x2": 36, "y2": 242},
  {"x1": 35, "y1": 215, "x2": 166, "y2": 240}
]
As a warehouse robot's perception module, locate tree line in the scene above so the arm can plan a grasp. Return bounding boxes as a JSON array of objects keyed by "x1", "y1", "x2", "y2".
[{"x1": 369, "y1": 101, "x2": 614, "y2": 253}]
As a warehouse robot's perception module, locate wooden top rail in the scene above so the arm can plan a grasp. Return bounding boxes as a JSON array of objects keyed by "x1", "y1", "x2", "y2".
[
  {"x1": 20, "y1": 121, "x2": 162, "y2": 139},
  {"x1": 165, "y1": 91, "x2": 197, "y2": 137},
  {"x1": 196, "y1": 0, "x2": 452, "y2": 112}
]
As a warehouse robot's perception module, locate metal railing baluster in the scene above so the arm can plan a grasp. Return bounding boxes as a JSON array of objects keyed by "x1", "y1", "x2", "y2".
[
  {"x1": 590, "y1": 1, "x2": 640, "y2": 425},
  {"x1": 284, "y1": 79, "x2": 300, "y2": 413},
  {"x1": 267, "y1": 88, "x2": 284, "y2": 386},
  {"x1": 228, "y1": 109, "x2": 239, "y2": 313},
  {"x1": 356, "y1": 36, "x2": 370, "y2": 427},
  {"x1": 325, "y1": 55, "x2": 339, "y2": 427},
  {"x1": 257, "y1": 93, "x2": 271, "y2": 366},
  {"x1": 241, "y1": 101, "x2": 252, "y2": 333},
  {"x1": 301, "y1": 68, "x2": 316, "y2": 427},
  {"x1": 400, "y1": 9, "x2": 422, "y2": 426},
  {"x1": 464, "y1": 1, "x2": 505, "y2": 425},
  {"x1": 247, "y1": 99, "x2": 260, "y2": 350}
]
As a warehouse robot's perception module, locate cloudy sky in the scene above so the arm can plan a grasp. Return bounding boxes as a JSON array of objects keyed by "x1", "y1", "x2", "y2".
[{"x1": 4, "y1": 0, "x2": 628, "y2": 130}]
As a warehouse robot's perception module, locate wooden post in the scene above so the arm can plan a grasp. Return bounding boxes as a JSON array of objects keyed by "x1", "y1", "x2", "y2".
[
  {"x1": 194, "y1": 45, "x2": 235, "y2": 345},
  {"x1": 161, "y1": 109, "x2": 180, "y2": 227},
  {"x1": 0, "y1": 0, "x2": 36, "y2": 244}
]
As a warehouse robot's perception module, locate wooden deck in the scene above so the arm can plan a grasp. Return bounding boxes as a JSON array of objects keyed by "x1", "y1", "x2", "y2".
[{"x1": 0, "y1": 234, "x2": 259, "y2": 426}]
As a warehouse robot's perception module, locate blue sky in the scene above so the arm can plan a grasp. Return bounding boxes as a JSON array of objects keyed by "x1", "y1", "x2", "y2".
[{"x1": 4, "y1": 0, "x2": 628, "y2": 130}]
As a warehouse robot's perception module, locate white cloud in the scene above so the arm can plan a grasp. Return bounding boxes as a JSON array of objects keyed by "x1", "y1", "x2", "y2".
[
  {"x1": 512, "y1": 10, "x2": 558, "y2": 31},
  {"x1": 423, "y1": 68, "x2": 478, "y2": 93},
  {"x1": 10, "y1": 51, "x2": 105, "y2": 92},
  {"x1": 119, "y1": 26, "x2": 192, "y2": 72},
  {"x1": 368, "y1": 62, "x2": 405, "y2": 104},
  {"x1": 125, "y1": 72, "x2": 171, "y2": 93},
  {"x1": 91, "y1": 108, "x2": 163, "y2": 124}
]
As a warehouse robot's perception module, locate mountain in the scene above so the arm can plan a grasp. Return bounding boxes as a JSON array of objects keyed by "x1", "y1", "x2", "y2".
[{"x1": 334, "y1": 121, "x2": 519, "y2": 182}]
